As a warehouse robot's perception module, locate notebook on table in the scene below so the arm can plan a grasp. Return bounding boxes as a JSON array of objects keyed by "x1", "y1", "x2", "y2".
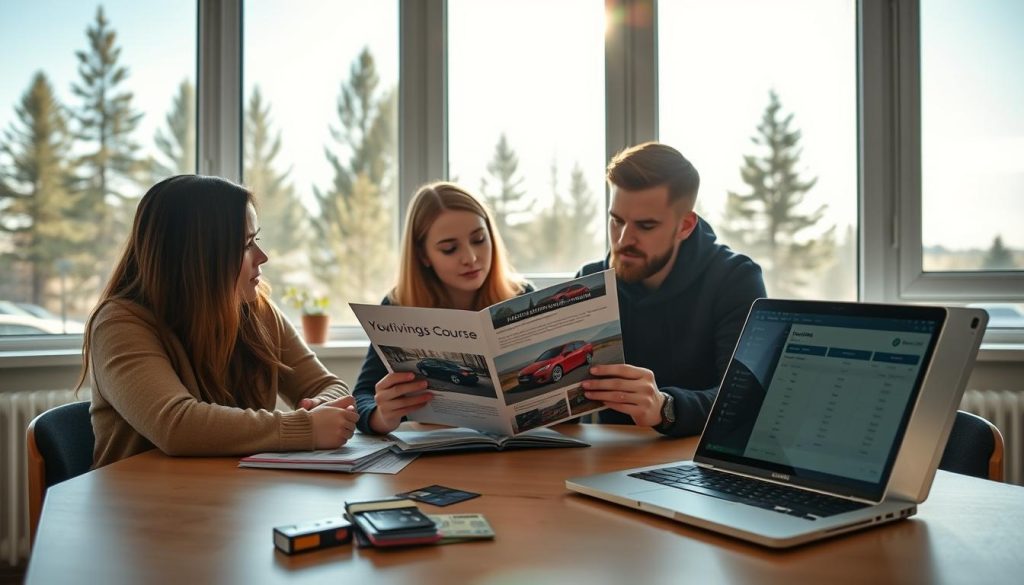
[{"x1": 566, "y1": 299, "x2": 987, "y2": 548}]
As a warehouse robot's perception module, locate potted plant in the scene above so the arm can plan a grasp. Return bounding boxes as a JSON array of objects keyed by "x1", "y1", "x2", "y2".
[{"x1": 282, "y1": 286, "x2": 331, "y2": 344}]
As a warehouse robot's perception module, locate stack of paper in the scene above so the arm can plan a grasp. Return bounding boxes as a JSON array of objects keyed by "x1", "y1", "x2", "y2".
[{"x1": 240, "y1": 434, "x2": 411, "y2": 473}]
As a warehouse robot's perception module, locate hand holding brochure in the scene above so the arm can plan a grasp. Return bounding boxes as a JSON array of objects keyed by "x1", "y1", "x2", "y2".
[
  {"x1": 351, "y1": 270, "x2": 624, "y2": 436},
  {"x1": 388, "y1": 426, "x2": 590, "y2": 454}
]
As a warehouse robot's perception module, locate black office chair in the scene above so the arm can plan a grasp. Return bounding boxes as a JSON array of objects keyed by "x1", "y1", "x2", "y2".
[
  {"x1": 26, "y1": 401, "x2": 95, "y2": 543},
  {"x1": 939, "y1": 410, "x2": 1004, "y2": 482}
]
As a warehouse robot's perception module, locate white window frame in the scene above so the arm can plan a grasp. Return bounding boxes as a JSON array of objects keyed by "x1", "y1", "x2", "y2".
[
  {"x1": 860, "y1": 0, "x2": 1024, "y2": 304},
  {"x1": 198, "y1": 0, "x2": 242, "y2": 181}
]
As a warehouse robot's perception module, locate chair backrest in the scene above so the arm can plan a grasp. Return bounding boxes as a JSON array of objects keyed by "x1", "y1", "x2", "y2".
[
  {"x1": 939, "y1": 410, "x2": 1004, "y2": 482},
  {"x1": 26, "y1": 400, "x2": 95, "y2": 543}
]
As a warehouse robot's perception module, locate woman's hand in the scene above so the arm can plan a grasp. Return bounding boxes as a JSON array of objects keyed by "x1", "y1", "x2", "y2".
[
  {"x1": 369, "y1": 372, "x2": 433, "y2": 434},
  {"x1": 297, "y1": 396, "x2": 324, "y2": 410},
  {"x1": 309, "y1": 395, "x2": 359, "y2": 449}
]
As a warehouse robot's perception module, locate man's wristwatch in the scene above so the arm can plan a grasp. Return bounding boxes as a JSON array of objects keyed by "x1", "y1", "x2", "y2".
[{"x1": 654, "y1": 392, "x2": 676, "y2": 433}]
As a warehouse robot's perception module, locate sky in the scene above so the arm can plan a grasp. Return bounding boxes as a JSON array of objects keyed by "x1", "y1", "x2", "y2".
[
  {"x1": 1, "y1": 0, "x2": 1021, "y2": 252},
  {"x1": 243, "y1": 0, "x2": 399, "y2": 200},
  {"x1": 659, "y1": 0, "x2": 857, "y2": 242},
  {"x1": 920, "y1": 0, "x2": 1024, "y2": 251},
  {"x1": 447, "y1": 0, "x2": 606, "y2": 233}
]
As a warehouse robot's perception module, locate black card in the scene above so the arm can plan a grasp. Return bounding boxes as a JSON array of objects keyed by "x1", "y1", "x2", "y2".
[{"x1": 396, "y1": 484, "x2": 481, "y2": 507}]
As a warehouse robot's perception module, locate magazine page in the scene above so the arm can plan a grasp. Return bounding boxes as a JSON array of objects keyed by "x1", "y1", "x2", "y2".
[
  {"x1": 350, "y1": 303, "x2": 512, "y2": 435},
  {"x1": 486, "y1": 269, "x2": 624, "y2": 434},
  {"x1": 351, "y1": 269, "x2": 623, "y2": 436}
]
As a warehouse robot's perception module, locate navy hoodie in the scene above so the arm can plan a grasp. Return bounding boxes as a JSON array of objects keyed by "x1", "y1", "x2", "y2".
[{"x1": 578, "y1": 217, "x2": 765, "y2": 437}]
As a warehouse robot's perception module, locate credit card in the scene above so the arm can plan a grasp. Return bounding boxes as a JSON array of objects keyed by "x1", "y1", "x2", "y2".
[{"x1": 397, "y1": 484, "x2": 481, "y2": 507}]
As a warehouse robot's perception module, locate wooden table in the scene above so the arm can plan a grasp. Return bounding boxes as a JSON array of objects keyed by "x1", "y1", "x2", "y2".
[{"x1": 26, "y1": 424, "x2": 1024, "y2": 584}]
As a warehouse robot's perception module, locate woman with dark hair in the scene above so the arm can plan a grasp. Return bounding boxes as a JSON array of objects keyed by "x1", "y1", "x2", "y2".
[
  {"x1": 352, "y1": 181, "x2": 532, "y2": 435},
  {"x1": 79, "y1": 175, "x2": 356, "y2": 468}
]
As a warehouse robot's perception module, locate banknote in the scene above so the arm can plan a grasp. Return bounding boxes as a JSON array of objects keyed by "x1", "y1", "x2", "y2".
[{"x1": 428, "y1": 513, "x2": 495, "y2": 543}]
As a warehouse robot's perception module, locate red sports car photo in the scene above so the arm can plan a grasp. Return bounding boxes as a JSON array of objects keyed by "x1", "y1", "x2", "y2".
[
  {"x1": 517, "y1": 340, "x2": 594, "y2": 386},
  {"x1": 538, "y1": 284, "x2": 591, "y2": 306}
]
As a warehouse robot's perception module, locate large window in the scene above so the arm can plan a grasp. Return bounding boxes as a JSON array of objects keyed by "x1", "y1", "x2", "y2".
[
  {"x1": 659, "y1": 0, "x2": 858, "y2": 301},
  {"x1": 0, "y1": 0, "x2": 196, "y2": 336},
  {"x1": 243, "y1": 0, "x2": 399, "y2": 325},
  {"x1": 920, "y1": 0, "x2": 1024, "y2": 273},
  {"x1": 1, "y1": 0, "x2": 1020, "y2": 348},
  {"x1": 447, "y1": 0, "x2": 607, "y2": 275}
]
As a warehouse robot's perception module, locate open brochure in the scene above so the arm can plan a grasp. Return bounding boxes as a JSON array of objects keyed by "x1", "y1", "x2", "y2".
[
  {"x1": 388, "y1": 427, "x2": 590, "y2": 454},
  {"x1": 351, "y1": 270, "x2": 623, "y2": 436}
]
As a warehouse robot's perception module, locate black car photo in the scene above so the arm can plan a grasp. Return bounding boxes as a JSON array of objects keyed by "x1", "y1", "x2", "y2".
[{"x1": 416, "y1": 358, "x2": 480, "y2": 385}]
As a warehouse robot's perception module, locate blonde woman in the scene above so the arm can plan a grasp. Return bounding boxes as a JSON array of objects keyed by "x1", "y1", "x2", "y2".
[
  {"x1": 353, "y1": 182, "x2": 532, "y2": 434},
  {"x1": 80, "y1": 175, "x2": 356, "y2": 467}
]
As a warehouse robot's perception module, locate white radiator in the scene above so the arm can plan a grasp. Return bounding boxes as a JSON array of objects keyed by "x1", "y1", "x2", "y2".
[
  {"x1": 0, "y1": 389, "x2": 81, "y2": 566},
  {"x1": 961, "y1": 389, "x2": 1024, "y2": 486}
]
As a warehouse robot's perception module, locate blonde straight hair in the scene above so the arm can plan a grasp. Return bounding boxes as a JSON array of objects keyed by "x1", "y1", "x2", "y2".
[
  {"x1": 77, "y1": 175, "x2": 288, "y2": 408},
  {"x1": 390, "y1": 182, "x2": 525, "y2": 309}
]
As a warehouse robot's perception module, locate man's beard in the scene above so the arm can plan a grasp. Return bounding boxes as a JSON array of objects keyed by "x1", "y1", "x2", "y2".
[{"x1": 611, "y1": 244, "x2": 674, "y2": 283}]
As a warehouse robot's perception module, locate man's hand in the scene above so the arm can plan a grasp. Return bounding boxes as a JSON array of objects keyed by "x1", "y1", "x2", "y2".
[{"x1": 582, "y1": 364, "x2": 666, "y2": 428}]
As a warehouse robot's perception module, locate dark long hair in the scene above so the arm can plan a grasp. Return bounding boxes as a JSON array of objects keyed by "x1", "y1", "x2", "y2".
[{"x1": 77, "y1": 175, "x2": 287, "y2": 408}]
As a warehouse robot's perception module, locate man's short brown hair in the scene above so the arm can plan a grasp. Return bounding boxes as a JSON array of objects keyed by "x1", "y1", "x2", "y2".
[{"x1": 606, "y1": 142, "x2": 700, "y2": 205}]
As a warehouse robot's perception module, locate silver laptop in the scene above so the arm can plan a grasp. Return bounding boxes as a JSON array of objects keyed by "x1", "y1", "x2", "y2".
[{"x1": 566, "y1": 299, "x2": 987, "y2": 548}]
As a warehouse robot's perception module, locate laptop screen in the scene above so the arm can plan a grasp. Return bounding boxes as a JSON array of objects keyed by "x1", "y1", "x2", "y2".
[{"x1": 695, "y1": 299, "x2": 946, "y2": 502}]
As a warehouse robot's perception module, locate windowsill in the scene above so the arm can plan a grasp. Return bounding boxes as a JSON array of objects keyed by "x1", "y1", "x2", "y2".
[
  {"x1": 2, "y1": 337, "x2": 1023, "y2": 369},
  {"x1": 976, "y1": 343, "x2": 1024, "y2": 363}
]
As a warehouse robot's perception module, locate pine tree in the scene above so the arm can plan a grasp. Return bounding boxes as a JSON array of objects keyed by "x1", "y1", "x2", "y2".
[
  {"x1": 720, "y1": 90, "x2": 835, "y2": 298},
  {"x1": 152, "y1": 79, "x2": 195, "y2": 179},
  {"x1": 0, "y1": 73, "x2": 82, "y2": 307},
  {"x1": 479, "y1": 133, "x2": 532, "y2": 263},
  {"x1": 821, "y1": 224, "x2": 857, "y2": 301},
  {"x1": 564, "y1": 162, "x2": 600, "y2": 268},
  {"x1": 520, "y1": 160, "x2": 563, "y2": 271},
  {"x1": 243, "y1": 86, "x2": 308, "y2": 292},
  {"x1": 982, "y1": 235, "x2": 1015, "y2": 269},
  {"x1": 314, "y1": 173, "x2": 393, "y2": 303},
  {"x1": 526, "y1": 160, "x2": 599, "y2": 272},
  {"x1": 71, "y1": 6, "x2": 148, "y2": 285},
  {"x1": 311, "y1": 48, "x2": 397, "y2": 317}
]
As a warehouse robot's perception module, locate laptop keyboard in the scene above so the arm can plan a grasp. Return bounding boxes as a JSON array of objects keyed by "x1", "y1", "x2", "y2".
[{"x1": 629, "y1": 464, "x2": 869, "y2": 521}]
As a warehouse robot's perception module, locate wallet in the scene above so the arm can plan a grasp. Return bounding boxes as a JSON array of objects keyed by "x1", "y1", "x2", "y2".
[{"x1": 344, "y1": 497, "x2": 441, "y2": 548}]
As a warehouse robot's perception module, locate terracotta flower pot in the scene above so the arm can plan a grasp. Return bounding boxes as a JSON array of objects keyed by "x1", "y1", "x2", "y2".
[{"x1": 301, "y1": 314, "x2": 330, "y2": 345}]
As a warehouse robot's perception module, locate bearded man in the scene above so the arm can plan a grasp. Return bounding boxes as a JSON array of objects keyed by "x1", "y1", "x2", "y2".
[{"x1": 577, "y1": 142, "x2": 766, "y2": 437}]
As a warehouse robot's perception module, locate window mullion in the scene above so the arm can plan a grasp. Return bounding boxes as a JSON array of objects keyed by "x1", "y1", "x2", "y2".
[
  {"x1": 606, "y1": 0, "x2": 657, "y2": 163},
  {"x1": 399, "y1": 0, "x2": 447, "y2": 224},
  {"x1": 860, "y1": 0, "x2": 901, "y2": 303},
  {"x1": 198, "y1": 0, "x2": 243, "y2": 182}
]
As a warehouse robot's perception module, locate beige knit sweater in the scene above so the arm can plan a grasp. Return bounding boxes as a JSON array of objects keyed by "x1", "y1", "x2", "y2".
[{"x1": 88, "y1": 299, "x2": 350, "y2": 468}]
